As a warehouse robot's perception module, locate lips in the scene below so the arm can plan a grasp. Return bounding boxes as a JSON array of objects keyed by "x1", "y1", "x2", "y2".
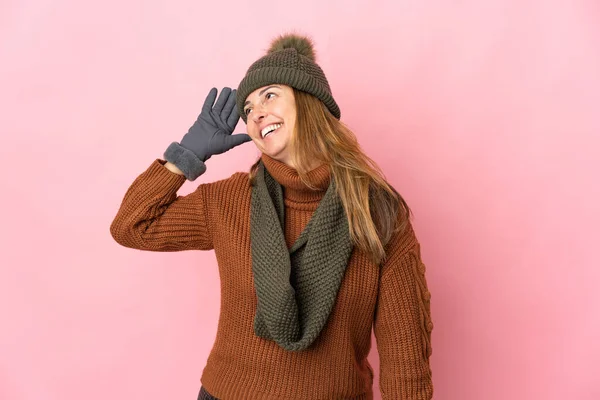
[
  {"x1": 260, "y1": 123, "x2": 283, "y2": 139},
  {"x1": 263, "y1": 126, "x2": 281, "y2": 139}
]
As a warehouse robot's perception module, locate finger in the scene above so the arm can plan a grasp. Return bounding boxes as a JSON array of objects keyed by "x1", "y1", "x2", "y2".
[
  {"x1": 226, "y1": 103, "x2": 240, "y2": 130},
  {"x1": 201, "y1": 88, "x2": 218, "y2": 113},
  {"x1": 212, "y1": 87, "x2": 232, "y2": 114},
  {"x1": 221, "y1": 89, "x2": 237, "y2": 119},
  {"x1": 226, "y1": 133, "x2": 253, "y2": 148}
]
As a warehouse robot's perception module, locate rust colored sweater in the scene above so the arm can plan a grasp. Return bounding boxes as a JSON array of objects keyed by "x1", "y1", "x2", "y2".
[{"x1": 110, "y1": 155, "x2": 433, "y2": 400}]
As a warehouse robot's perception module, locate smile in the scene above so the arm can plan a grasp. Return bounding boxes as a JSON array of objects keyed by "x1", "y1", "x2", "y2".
[{"x1": 261, "y1": 123, "x2": 282, "y2": 138}]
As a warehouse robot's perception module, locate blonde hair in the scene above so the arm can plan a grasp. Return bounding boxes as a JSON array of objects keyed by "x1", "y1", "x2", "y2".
[{"x1": 249, "y1": 89, "x2": 410, "y2": 264}]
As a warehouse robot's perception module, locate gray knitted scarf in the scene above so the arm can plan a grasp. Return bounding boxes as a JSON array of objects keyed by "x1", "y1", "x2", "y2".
[{"x1": 250, "y1": 160, "x2": 353, "y2": 352}]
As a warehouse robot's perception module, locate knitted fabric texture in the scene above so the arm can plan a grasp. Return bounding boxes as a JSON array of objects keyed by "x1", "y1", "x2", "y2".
[
  {"x1": 236, "y1": 35, "x2": 341, "y2": 123},
  {"x1": 110, "y1": 156, "x2": 434, "y2": 399},
  {"x1": 250, "y1": 160, "x2": 353, "y2": 351}
]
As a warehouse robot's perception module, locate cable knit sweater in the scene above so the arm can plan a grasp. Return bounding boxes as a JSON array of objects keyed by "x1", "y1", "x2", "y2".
[{"x1": 110, "y1": 154, "x2": 433, "y2": 400}]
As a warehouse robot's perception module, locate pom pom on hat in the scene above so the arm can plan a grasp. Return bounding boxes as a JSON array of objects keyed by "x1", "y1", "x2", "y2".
[{"x1": 267, "y1": 33, "x2": 316, "y2": 62}]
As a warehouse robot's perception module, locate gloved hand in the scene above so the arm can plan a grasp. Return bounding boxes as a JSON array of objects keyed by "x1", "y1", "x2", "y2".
[{"x1": 164, "y1": 87, "x2": 252, "y2": 180}]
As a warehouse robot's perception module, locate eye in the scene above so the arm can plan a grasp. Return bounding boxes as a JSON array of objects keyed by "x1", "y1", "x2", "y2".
[
  {"x1": 244, "y1": 108, "x2": 252, "y2": 116},
  {"x1": 265, "y1": 92, "x2": 276, "y2": 100}
]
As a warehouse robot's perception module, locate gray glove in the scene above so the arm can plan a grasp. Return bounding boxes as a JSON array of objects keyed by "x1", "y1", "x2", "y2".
[{"x1": 164, "y1": 87, "x2": 252, "y2": 180}]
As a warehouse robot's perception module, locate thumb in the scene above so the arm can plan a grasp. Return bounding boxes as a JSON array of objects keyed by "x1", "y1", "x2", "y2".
[{"x1": 226, "y1": 133, "x2": 253, "y2": 149}]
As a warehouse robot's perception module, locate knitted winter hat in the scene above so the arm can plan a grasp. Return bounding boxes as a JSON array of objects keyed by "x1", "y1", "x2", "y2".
[{"x1": 236, "y1": 33, "x2": 341, "y2": 123}]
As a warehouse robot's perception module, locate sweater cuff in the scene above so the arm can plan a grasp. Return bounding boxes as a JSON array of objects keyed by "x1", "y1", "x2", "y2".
[{"x1": 163, "y1": 142, "x2": 207, "y2": 181}]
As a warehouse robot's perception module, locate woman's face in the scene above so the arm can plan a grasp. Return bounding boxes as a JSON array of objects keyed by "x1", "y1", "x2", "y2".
[{"x1": 243, "y1": 84, "x2": 296, "y2": 167}]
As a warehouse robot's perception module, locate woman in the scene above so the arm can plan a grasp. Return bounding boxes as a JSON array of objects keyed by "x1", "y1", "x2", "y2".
[{"x1": 110, "y1": 33, "x2": 433, "y2": 400}]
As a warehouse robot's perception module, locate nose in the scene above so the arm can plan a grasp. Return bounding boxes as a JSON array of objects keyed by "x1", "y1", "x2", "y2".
[{"x1": 250, "y1": 104, "x2": 267, "y2": 124}]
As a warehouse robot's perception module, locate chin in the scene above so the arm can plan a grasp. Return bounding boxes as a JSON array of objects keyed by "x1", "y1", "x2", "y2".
[{"x1": 263, "y1": 143, "x2": 285, "y2": 157}]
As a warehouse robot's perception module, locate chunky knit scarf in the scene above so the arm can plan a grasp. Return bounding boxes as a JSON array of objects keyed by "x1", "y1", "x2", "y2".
[{"x1": 250, "y1": 160, "x2": 353, "y2": 352}]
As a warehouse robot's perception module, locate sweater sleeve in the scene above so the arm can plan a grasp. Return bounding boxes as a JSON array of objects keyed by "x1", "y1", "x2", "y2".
[
  {"x1": 109, "y1": 159, "x2": 213, "y2": 251},
  {"x1": 373, "y1": 221, "x2": 434, "y2": 400}
]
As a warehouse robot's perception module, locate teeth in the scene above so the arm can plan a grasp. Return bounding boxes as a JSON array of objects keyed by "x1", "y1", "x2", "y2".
[{"x1": 261, "y1": 123, "x2": 282, "y2": 138}]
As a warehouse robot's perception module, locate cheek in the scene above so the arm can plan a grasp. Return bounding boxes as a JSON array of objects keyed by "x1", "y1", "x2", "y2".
[
  {"x1": 285, "y1": 121, "x2": 295, "y2": 137},
  {"x1": 284, "y1": 111, "x2": 296, "y2": 129},
  {"x1": 248, "y1": 126, "x2": 260, "y2": 139}
]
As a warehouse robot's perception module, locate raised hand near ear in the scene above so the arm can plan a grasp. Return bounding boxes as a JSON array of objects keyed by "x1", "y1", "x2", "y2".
[{"x1": 164, "y1": 87, "x2": 252, "y2": 180}]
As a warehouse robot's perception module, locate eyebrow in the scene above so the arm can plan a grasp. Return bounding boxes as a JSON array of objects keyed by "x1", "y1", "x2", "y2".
[{"x1": 243, "y1": 85, "x2": 281, "y2": 107}]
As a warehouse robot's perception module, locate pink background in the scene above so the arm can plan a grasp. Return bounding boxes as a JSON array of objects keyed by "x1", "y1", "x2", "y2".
[{"x1": 1, "y1": 0, "x2": 599, "y2": 399}]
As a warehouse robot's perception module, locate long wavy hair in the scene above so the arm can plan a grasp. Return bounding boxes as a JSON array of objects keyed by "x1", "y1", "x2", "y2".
[{"x1": 249, "y1": 89, "x2": 411, "y2": 264}]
